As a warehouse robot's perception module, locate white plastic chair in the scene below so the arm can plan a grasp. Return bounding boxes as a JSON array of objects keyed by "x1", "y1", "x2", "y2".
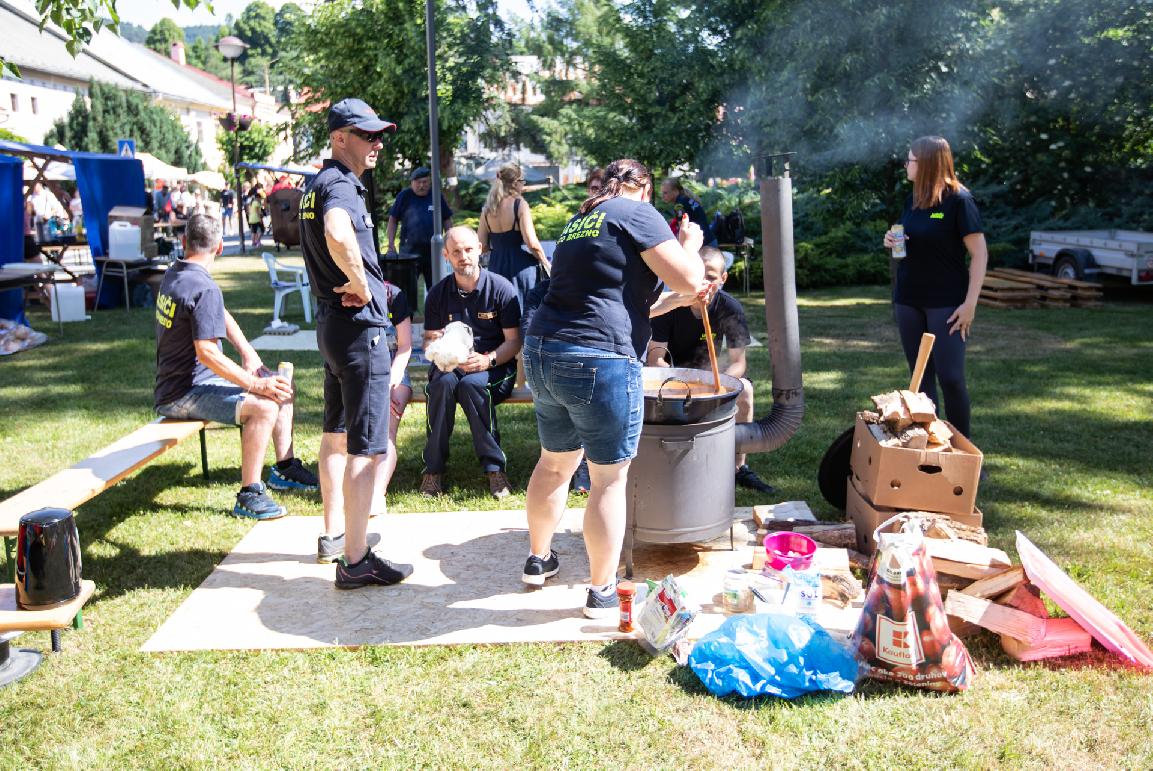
[{"x1": 262, "y1": 252, "x2": 312, "y2": 324}]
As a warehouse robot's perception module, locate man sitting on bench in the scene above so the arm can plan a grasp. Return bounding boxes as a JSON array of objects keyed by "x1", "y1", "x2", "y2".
[
  {"x1": 421, "y1": 226, "x2": 521, "y2": 499},
  {"x1": 153, "y1": 213, "x2": 319, "y2": 520}
]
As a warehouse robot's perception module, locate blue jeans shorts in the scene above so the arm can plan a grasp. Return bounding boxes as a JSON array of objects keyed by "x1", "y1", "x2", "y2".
[
  {"x1": 523, "y1": 335, "x2": 643, "y2": 465},
  {"x1": 156, "y1": 376, "x2": 245, "y2": 425}
]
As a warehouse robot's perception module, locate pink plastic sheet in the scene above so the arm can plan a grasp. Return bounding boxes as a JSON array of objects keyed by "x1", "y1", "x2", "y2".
[{"x1": 1016, "y1": 531, "x2": 1153, "y2": 670}]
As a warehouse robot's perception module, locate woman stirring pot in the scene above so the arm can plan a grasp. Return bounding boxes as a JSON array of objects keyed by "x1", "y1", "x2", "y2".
[{"x1": 521, "y1": 159, "x2": 712, "y2": 618}]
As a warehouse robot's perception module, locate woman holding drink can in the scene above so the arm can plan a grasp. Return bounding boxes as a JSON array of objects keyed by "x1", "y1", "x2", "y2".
[{"x1": 883, "y1": 136, "x2": 988, "y2": 439}]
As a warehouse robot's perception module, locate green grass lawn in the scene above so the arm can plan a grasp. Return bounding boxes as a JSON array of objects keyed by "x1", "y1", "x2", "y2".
[{"x1": 1, "y1": 255, "x2": 1151, "y2": 768}]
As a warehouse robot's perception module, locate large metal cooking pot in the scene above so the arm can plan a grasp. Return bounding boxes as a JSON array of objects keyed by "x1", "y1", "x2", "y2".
[{"x1": 642, "y1": 366, "x2": 742, "y2": 424}]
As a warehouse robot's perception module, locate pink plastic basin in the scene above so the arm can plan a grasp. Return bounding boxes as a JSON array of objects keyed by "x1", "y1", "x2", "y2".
[{"x1": 763, "y1": 531, "x2": 817, "y2": 572}]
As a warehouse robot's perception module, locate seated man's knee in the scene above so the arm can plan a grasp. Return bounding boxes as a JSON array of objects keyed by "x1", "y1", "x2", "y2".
[
  {"x1": 242, "y1": 394, "x2": 279, "y2": 425},
  {"x1": 739, "y1": 378, "x2": 754, "y2": 405},
  {"x1": 427, "y1": 372, "x2": 458, "y2": 396}
]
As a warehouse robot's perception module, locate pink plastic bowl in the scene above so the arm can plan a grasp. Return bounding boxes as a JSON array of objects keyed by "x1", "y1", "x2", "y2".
[{"x1": 763, "y1": 531, "x2": 817, "y2": 572}]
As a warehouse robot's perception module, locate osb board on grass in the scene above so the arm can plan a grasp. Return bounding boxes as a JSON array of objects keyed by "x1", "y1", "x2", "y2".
[{"x1": 141, "y1": 508, "x2": 861, "y2": 652}]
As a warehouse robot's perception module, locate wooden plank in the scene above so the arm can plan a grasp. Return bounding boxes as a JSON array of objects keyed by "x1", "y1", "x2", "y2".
[
  {"x1": 0, "y1": 580, "x2": 95, "y2": 631},
  {"x1": 1001, "y1": 617, "x2": 1093, "y2": 661},
  {"x1": 997, "y1": 583, "x2": 1049, "y2": 619},
  {"x1": 924, "y1": 538, "x2": 1011, "y2": 568},
  {"x1": 752, "y1": 501, "x2": 817, "y2": 530},
  {"x1": 991, "y1": 267, "x2": 1102, "y2": 290},
  {"x1": 932, "y1": 557, "x2": 1013, "y2": 581},
  {"x1": 0, "y1": 418, "x2": 208, "y2": 536},
  {"x1": 960, "y1": 565, "x2": 1026, "y2": 599},
  {"x1": 943, "y1": 590, "x2": 1047, "y2": 644}
]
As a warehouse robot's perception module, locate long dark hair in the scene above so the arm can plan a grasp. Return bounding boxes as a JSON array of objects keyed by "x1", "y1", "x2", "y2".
[
  {"x1": 579, "y1": 159, "x2": 652, "y2": 215},
  {"x1": 910, "y1": 135, "x2": 964, "y2": 209}
]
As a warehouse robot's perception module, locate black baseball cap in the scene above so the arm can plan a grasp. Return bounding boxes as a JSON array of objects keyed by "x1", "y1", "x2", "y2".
[
  {"x1": 327, "y1": 98, "x2": 397, "y2": 134},
  {"x1": 410, "y1": 167, "x2": 431, "y2": 180}
]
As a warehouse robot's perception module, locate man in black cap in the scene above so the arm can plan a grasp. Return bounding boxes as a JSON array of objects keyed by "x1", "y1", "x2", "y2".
[
  {"x1": 385, "y1": 166, "x2": 454, "y2": 294},
  {"x1": 299, "y1": 97, "x2": 413, "y2": 588}
]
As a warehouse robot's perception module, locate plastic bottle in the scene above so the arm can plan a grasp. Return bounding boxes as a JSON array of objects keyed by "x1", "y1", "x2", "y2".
[{"x1": 617, "y1": 581, "x2": 635, "y2": 633}]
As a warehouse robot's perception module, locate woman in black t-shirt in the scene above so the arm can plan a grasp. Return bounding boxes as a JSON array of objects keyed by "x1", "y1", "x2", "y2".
[
  {"x1": 521, "y1": 158, "x2": 712, "y2": 619},
  {"x1": 883, "y1": 135, "x2": 988, "y2": 438}
]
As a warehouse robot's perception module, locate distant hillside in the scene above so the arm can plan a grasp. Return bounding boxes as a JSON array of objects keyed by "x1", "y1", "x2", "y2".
[
  {"x1": 115, "y1": 20, "x2": 148, "y2": 43},
  {"x1": 183, "y1": 24, "x2": 222, "y2": 44}
]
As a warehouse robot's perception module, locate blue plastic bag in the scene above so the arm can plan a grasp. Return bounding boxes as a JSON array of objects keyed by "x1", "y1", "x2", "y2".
[{"x1": 688, "y1": 613, "x2": 860, "y2": 699}]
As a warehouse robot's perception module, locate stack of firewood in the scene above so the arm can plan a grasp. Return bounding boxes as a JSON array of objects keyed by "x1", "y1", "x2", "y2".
[{"x1": 866, "y1": 389, "x2": 954, "y2": 451}]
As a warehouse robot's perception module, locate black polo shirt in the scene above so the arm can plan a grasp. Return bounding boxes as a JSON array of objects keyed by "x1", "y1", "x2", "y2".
[
  {"x1": 529, "y1": 197, "x2": 672, "y2": 359},
  {"x1": 650, "y1": 290, "x2": 751, "y2": 370},
  {"x1": 299, "y1": 158, "x2": 388, "y2": 325},
  {"x1": 424, "y1": 269, "x2": 521, "y2": 355},
  {"x1": 895, "y1": 189, "x2": 983, "y2": 308}
]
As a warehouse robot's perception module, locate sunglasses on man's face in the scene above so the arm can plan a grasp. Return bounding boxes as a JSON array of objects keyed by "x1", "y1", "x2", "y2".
[{"x1": 348, "y1": 127, "x2": 386, "y2": 143}]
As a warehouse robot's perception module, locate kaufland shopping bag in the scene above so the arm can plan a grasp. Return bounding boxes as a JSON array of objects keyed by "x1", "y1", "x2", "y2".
[{"x1": 851, "y1": 517, "x2": 975, "y2": 692}]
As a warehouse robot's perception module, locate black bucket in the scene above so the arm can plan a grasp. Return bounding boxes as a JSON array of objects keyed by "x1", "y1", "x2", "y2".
[{"x1": 16, "y1": 508, "x2": 82, "y2": 610}]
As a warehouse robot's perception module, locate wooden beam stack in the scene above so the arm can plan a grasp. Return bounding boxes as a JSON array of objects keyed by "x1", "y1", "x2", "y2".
[{"x1": 984, "y1": 268, "x2": 1104, "y2": 309}]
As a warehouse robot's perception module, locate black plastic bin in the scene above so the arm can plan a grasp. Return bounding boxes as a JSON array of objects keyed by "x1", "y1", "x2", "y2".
[{"x1": 381, "y1": 252, "x2": 421, "y2": 307}]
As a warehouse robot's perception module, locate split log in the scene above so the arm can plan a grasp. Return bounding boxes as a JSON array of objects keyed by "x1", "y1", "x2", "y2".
[
  {"x1": 900, "y1": 390, "x2": 937, "y2": 423},
  {"x1": 794, "y1": 523, "x2": 857, "y2": 550},
  {"x1": 867, "y1": 422, "x2": 901, "y2": 447},
  {"x1": 926, "y1": 419, "x2": 953, "y2": 446},
  {"x1": 898, "y1": 426, "x2": 929, "y2": 450},
  {"x1": 821, "y1": 572, "x2": 864, "y2": 608},
  {"x1": 944, "y1": 591, "x2": 1047, "y2": 645},
  {"x1": 960, "y1": 566, "x2": 1026, "y2": 600},
  {"x1": 1001, "y1": 618, "x2": 1093, "y2": 661},
  {"x1": 870, "y1": 390, "x2": 913, "y2": 430}
]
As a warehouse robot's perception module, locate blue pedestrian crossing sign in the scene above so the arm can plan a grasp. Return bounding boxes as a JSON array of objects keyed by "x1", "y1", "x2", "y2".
[{"x1": 117, "y1": 139, "x2": 136, "y2": 158}]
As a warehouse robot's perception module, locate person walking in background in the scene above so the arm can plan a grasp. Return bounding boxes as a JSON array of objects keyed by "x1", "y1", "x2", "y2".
[
  {"x1": 521, "y1": 158, "x2": 711, "y2": 618},
  {"x1": 478, "y1": 163, "x2": 550, "y2": 310},
  {"x1": 883, "y1": 135, "x2": 988, "y2": 441},
  {"x1": 220, "y1": 186, "x2": 236, "y2": 233},
  {"x1": 385, "y1": 167, "x2": 454, "y2": 294},
  {"x1": 299, "y1": 97, "x2": 412, "y2": 586},
  {"x1": 246, "y1": 182, "x2": 266, "y2": 248},
  {"x1": 660, "y1": 176, "x2": 717, "y2": 247},
  {"x1": 68, "y1": 189, "x2": 84, "y2": 237}
]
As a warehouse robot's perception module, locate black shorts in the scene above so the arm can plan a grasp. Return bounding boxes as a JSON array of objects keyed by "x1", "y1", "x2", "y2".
[{"x1": 317, "y1": 311, "x2": 391, "y2": 456}]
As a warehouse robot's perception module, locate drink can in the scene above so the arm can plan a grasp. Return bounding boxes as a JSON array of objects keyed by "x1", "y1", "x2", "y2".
[
  {"x1": 277, "y1": 361, "x2": 294, "y2": 382},
  {"x1": 891, "y1": 225, "x2": 907, "y2": 259}
]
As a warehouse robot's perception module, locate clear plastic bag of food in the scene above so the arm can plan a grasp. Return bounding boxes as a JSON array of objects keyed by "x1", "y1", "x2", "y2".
[
  {"x1": 425, "y1": 321, "x2": 474, "y2": 372},
  {"x1": 851, "y1": 517, "x2": 975, "y2": 692},
  {"x1": 637, "y1": 575, "x2": 697, "y2": 654}
]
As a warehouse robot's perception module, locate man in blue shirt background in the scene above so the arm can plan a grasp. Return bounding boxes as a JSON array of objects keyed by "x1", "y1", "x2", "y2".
[{"x1": 385, "y1": 167, "x2": 454, "y2": 294}]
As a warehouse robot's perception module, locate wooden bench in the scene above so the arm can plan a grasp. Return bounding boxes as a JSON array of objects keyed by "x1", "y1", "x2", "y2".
[
  {"x1": 1, "y1": 418, "x2": 210, "y2": 580},
  {"x1": 0, "y1": 581, "x2": 96, "y2": 683}
]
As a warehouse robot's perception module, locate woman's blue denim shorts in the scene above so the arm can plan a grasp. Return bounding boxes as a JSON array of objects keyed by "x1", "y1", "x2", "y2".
[{"x1": 523, "y1": 335, "x2": 643, "y2": 465}]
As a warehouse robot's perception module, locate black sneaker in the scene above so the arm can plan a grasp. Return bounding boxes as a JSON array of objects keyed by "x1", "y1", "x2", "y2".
[
  {"x1": 268, "y1": 458, "x2": 320, "y2": 492},
  {"x1": 334, "y1": 549, "x2": 413, "y2": 590},
  {"x1": 583, "y1": 586, "x2": 620, "y2": 619},
  {"x1": 521, "y1": 551, "x2": 560, "y2": 586},
  {"x1": 735, "y1": 464, "x2": 777, "y2": 495},
  {"x1": 232, "y1": 482, "x2": 287, "y2": 520},
  {"x1": 317, "y1": 531, "x2": 383, "y2": 564}
]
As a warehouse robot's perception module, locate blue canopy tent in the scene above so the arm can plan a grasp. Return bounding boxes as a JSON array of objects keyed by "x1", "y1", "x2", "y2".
[
  {"x1": 0, "y1": 154, "x2": 26, "y2": 323},
  {"x1": 0, "y1": 139, "x2": 146, "y2": 312}
]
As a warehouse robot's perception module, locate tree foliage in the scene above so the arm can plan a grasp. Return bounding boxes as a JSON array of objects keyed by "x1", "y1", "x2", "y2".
[
  {"x1": 282, "y1": 0, "x2": 512, "y2": 176},
  {"x1": 45, "y1": 81, "x2": 204, "y2": 171},
  {"x1": 145, "y1": 17, "x2": 184, "y2": 56},
  {"x1": 216, "y1": 122, "x2": 282, "y2": 170},
  {"x1": 234, "y1": 1, "x2": 277, "y2": 59}
]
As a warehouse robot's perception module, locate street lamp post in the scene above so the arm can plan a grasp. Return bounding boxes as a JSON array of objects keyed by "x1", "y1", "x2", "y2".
[{"x1": 217, "y1": 35, "x2": 249, "y2": 254}]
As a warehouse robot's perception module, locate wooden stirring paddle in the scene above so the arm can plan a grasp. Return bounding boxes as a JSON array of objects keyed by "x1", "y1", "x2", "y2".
[{"x1": 699, "y1": 297, "x2": 722, "y2": 393}]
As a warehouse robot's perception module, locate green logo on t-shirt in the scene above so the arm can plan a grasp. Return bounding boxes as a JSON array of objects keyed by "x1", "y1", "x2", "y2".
[
  {"x1": 556, "y1": 211, "x2": 606, "y2": 244},
  {"x1": 930, "y1": 212, "x2": 944, "y2": 220}
]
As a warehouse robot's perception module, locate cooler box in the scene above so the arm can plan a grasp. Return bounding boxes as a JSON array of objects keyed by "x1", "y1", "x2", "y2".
[{"x1": 849, "y1": 412, "x2": 982, "y2": 517}]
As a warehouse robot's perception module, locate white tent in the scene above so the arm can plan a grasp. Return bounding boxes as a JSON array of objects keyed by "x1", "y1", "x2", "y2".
[
  {"x1": 23, "y1": 159, "x2": 74, "y2": 181},
  {"x1": 136, "y1": 151, "x2": 189, "y2": 182},
  {"x1": 191, "y1": 170, "x2": 227, "y2": 190}
]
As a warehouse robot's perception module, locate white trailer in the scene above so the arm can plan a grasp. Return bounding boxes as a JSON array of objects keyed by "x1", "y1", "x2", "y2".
[{"x1": 1029, "y1": 230, "x2": 1153, "y2": 285}]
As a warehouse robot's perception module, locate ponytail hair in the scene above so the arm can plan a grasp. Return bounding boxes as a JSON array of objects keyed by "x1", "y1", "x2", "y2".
[
  {"x1": 579, "y1": 158, "x2": 652, "y2": 215},
  {"x1": 483, "y1": 163, "x2": 523, "y2": 215},
  {"x1": 910, "y1": 135, "x2": 964, "y2": 209}
]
